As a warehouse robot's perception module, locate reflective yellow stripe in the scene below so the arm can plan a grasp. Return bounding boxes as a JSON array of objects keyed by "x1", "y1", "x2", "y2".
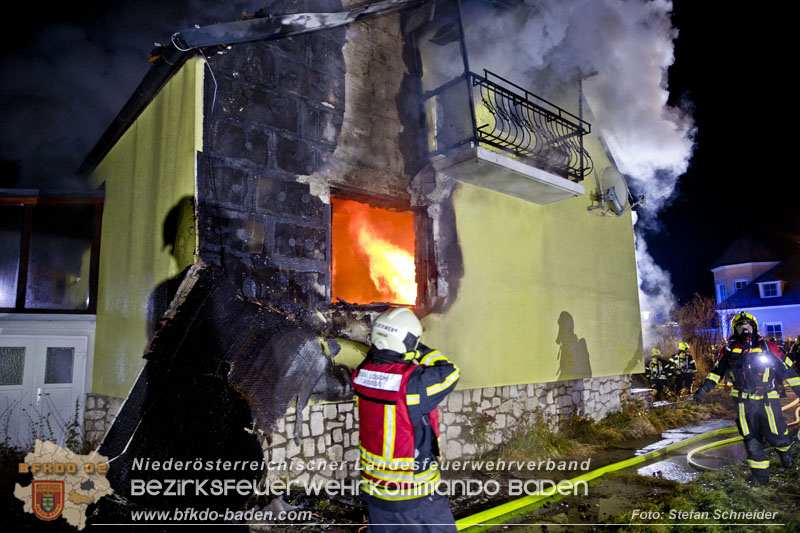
[
  {"x1": 776, "y1": 445, "x2": 791, "y2": 452},
  {"x1": 419, "y1": 350, "x2": 444, "y2": 365},
  {"x1": 787, "y1": 377, "x2": 800, "y2": 386},
  {"x1": 751, "y1": 348, "x2": 762, "y2": 353},
  {"x1": 361, "y1": 461, "x2": 415, "y2": 483},
  {"x1": 739, "y1": 403, "x2": 749, "y2": 436},
  {"x1": 360, "y1": 462, "x2": 440, "y2": 485},
  {"x1": 732, "y1": 348, "x2": 742, "y2": 353},
  {"x1": 360, "y1": 476, "x2": 441, "y2": 501},
  {"x1": 765, "y1": 403, "x2": 778, "y2": 434},
  {"x1": 361, "y1": 461, "x2": 415, "y2": 478},
  {"x1": 414, "y1": 465, "x2": 440, "y2": 483},
  {"x1": 747, "y1": 459, "x2": 769, "y2": 469},
  {"x1": 733, "y1": 391, "x2": 777, "y2": 400},
  {"x1": 383, "y1": 405, "x2": 395, "y2": 459},
  {"x1": 406, "y1": 394, "x2": 420, "y2": 405},
  {"x1": 763, "y1": 368, "x2": 770, "y2": 383},
  {"x1": 426, "y1": 367, "x2": 460, "y2": 395},
  {"x1": 359, "y1": 446, "x2": 414, "y2": 468},
  {"x1": 708, "y1": 373, "x2": 721, "y2": 384}
]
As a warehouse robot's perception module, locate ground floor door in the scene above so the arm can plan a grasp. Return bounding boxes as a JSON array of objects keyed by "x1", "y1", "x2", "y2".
[{"x1": 0, "y1": 336, "x2": 87, "y2": 449}]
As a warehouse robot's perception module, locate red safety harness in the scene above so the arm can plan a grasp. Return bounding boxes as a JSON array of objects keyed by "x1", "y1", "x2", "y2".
[{"x1": 352, "y1": 359, "x2": 441, "y2": 500}]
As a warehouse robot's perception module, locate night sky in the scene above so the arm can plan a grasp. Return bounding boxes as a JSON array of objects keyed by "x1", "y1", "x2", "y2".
[
  {"x1": 651, "y1": 1, "x2": 797, "y2": 304},
  {"x1": 1, "y1": 1, "x2": 794, "y2": 305}
]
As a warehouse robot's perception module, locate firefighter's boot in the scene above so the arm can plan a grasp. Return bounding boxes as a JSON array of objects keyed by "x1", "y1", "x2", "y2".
[
  {"x1": 747, "y1": 472, "x2": 769, "y2": 486},
  {"x1": 779, "y1": 451, "x2": 794, "y2": 469}
]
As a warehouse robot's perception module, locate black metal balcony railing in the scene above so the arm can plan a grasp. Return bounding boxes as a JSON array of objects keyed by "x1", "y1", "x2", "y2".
[
  {"x1": 426, "y1": 70, "x2": 593, "y2": 183},
  {"x1": 472, "y1": 71, "x2": 593, "y2": 182}
]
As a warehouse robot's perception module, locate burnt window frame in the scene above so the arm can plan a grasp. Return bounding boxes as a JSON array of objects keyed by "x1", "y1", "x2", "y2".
[
  {"x1": 328, "y1": 186, "x2": 432, "y2": 315},
  {"x1": 0, "y1": 195, "x2": 103, "y2": 314}
]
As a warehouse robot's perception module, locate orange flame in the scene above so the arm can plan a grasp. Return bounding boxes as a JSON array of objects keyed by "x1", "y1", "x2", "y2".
[{"x1": 331, "y1": 199, "x2": 417, "y2": 305}]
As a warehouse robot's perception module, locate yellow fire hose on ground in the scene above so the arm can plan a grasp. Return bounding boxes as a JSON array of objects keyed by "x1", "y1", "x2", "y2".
[
  {"x1": 686, "y1": 398, "x2": 799, "y2": 471},
  {"x1": 455, "y1": 398, "x2": 800, "y2": 531}
]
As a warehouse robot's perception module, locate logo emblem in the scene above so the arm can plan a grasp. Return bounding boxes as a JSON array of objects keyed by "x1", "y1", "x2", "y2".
[{"x1": 32, "y1": 480, "x2": 65, "y2": 521}]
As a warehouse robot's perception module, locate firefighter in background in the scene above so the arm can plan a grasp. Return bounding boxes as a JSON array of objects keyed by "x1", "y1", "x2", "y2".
[
  {"x1": 645, "y1": 348, "x2": 672, "y2": 401},
  {"x1": 352, "y1": 308, "x2": 460, "y2": 531},
  {"x1": 788, "y1": 335, "x2": 800, "y2": 370},
  {"x1": 694, "y1": 312, "x2": 800, "y2": 485},
  {"x1": 669, "y1": 342, "x2": 697, "y2": 395}
]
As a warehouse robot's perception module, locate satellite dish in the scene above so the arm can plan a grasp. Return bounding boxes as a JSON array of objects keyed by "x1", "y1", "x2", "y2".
[{"x1": 587, "y1": 166, "x2": 645, "y2": 216}]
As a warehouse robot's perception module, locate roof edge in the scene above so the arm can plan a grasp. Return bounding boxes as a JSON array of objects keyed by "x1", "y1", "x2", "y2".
[{"x1": 77, "y1": 0, "x2": 427, "y2": 178}]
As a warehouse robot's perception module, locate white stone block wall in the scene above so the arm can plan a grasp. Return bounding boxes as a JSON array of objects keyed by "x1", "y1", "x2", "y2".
[
  {"x1": 257, "y1": 374, "x2": 632, "y2": 485},
  {"x1": 87, "y1": 375, "x2": 631, "y2": 485},
  {"x1": 83, "y1": 393, "x2": 124, "y2": 448}
]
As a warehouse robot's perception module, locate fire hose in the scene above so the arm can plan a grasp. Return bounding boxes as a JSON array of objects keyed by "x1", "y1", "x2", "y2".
[
  {"x1": 686, "y1": 398, "x2": 800, "y2": 471},
  {"x1": 455, "y1": 398, "x2": 800, "y2": 531},
  {"x1": 454, "y1": 425, "x2": 738, "y2": 531}
]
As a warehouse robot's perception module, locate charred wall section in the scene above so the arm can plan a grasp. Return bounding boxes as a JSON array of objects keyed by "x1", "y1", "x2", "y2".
[
  {"x1": 198, "y1": 25, "x2": 342, "y2": 320},
  {"x1": 196, "y1": 3, "x2": 434, "y2": 336}
]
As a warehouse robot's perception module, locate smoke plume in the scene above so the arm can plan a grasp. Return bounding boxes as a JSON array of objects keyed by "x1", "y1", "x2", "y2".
[{"x1": 460, "y1": 0, "x2": 694, "y2": 341}]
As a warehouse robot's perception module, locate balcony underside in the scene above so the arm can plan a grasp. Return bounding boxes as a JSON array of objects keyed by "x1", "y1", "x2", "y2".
[{"x1": 432, "y1": 144, "x2": 585, "y2": 205}]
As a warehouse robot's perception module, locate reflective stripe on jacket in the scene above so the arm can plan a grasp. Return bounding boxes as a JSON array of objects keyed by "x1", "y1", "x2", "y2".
[
  {"x1": 699, "y1": 338, "x2": 800, "y2": 400},
  {"x1": 352, "y1": 358, "x2": 442, "y2": 501}
]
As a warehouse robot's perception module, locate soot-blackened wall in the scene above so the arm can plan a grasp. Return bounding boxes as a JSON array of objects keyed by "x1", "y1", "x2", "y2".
[{"x1": 196, "y1": 3, "x2": 432, "y2": 335}]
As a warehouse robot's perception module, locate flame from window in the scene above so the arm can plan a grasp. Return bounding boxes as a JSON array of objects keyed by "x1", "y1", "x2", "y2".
[{"x1": 332, "y1": 199, "x2": 417, "y2": 305}]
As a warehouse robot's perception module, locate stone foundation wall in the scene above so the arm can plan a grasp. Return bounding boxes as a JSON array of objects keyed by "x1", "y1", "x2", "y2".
[
  {"x1": 84, "y1": 376, "x2": 630, "y2": 483},
  {"x1": 259, "y1": 375, "x2": 631, "y2": 484},
  {"x1": 83, "y1": 393, "x2": 124, "y2": 447}
]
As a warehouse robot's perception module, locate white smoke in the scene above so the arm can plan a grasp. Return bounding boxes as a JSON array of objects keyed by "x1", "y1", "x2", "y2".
[
  {"x1": 632, "y1": 212, "x2": 677, "y2": 344},
  {"x1": 460, "y1": 0, "x2": 694, "y2": 340}
]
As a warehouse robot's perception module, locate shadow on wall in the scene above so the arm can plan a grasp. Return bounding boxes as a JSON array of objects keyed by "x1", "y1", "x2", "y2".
[
  {"x1": 556, "y1": 311, "x2": 592, "y2": 381},
  {"x1": 147, "y1": 195, "x2": 196, "y2": 335},
  {"x1": 623, "y1": 331, "x2": 645, "y2": 375}
]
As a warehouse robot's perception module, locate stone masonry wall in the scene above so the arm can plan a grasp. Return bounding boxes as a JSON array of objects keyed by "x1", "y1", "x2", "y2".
[
  {"x1": 83, "y1": 375, "x2": 630, "y2": 475},
  {"x1": 258, "y1": 375, "x2": 631, "y2": 485},
  {"x1": 83, "y1": 393, "x2": 124, "y2": 448}
]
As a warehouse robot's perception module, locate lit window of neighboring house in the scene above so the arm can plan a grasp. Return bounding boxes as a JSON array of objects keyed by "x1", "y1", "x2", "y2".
[
  {"x1": 764, "y1": 323, "x2": 783, "y2": 340},
  {"x1": 759, "y1": 282, "x2": 780, "y2": 298},
  {"x1": 716, "y1": 282, "x2": 727, "y2": 303},
  {"x1": 733, "y1": 279, "x2": 747, "y2": 292}
]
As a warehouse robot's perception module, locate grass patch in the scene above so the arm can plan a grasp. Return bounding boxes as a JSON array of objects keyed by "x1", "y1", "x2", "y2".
[
  {"x1": 480, "y1": 393, "x2": 735, "y2": 465},
  {"x1": 610, "y1": 445, "x2": 800, "y2": 531},
  {"x1": 484, "y1": 412, "x2": 583, "y2": 464}
]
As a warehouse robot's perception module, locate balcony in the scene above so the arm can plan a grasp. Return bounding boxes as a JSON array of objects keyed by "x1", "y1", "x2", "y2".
[{"x1": 424, "y1": 70, "x2": 592, "y2": 205}]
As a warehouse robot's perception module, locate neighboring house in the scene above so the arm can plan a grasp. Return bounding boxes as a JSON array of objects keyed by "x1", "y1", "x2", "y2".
[
  {"x1": 6, "y1": 0, "x2": 643, "y2": 469},
  {"x1": 712, "y1": 235, "x2": 800, "y2": 340}
]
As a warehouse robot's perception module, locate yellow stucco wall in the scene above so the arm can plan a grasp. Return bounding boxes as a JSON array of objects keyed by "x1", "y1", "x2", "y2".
[
  {"x1": 87, "y1": 58, "x2": 203, "y2": 398},
  {"x1": 422, "y1": 162, "x2": 642, "y2": 389}
]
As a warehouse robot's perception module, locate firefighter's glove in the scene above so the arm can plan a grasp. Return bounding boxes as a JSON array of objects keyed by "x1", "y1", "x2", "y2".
[{"x1": 693, "y1": 390, "x2": 706, "y2": 403}]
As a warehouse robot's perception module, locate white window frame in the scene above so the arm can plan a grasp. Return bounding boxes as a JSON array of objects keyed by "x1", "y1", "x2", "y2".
[
  {"x1": 763, "y1": 322, "x2": 783, "y2": 340},
  {"x1": 716, "y1": 282, "x2": 727, "y2": 303},
  {"x1": 733, "y1": 279, "x2": 748, "y2": 293},
  {"x1": 758, "y1": 282, "x2": 781, "y2": 298}
]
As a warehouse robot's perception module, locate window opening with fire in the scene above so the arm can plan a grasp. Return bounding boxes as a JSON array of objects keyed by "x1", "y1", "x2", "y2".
[{"x1": 331, "y1": 198, "x2": 417, "y2": 306}]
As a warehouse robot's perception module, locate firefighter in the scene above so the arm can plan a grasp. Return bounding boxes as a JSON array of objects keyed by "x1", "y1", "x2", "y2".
[
  {"x1": 645, "y1": 348, "x2": 672, "y2": 401},
  {"x1": 788, "y1": 336, "x2": 800, "y2": 370},
  {"x1": 351, "y1": 308, "x2": 460, "y2": 531},
  {"x1": 694, "y1": 312, "x2": 800, "y2": 485},
  {"x1": 669, "y1": 342, "x2": 697, "y2": 395}
]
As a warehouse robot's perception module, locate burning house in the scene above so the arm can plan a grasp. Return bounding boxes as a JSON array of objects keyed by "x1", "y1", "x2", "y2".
[{"x1": 2, "y1": 0, "x2": 646, "y2": 512}]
